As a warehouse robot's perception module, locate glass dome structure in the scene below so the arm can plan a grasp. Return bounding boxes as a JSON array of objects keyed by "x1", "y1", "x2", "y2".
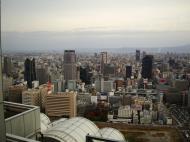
[
  {"x1": 50, "y1": 118, "x2": 68, "y2": 127},
  {"x1": 41, "y1": 115, "x2": 126, "y2": 142},
  {"x1": 43, "y1": 117, "x2": 101, "y2": 142},
  {"x1": 40, "y1": 113, "x2": 51, "y2": 133},
  {"x1": 99, "y1": 127, "x2": 126, "y2": 141}
]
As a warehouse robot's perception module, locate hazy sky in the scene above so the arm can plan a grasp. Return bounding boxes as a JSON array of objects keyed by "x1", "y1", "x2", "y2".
[
  {"x1": 2, "y1": 0, "x2": 190, "y2": 32},
  {"x1": 1, "y1": 0, "x2": 190, "y2": 52}
]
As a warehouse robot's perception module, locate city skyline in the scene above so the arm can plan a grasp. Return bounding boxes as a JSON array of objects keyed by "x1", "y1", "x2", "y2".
[{"x1": 1, "y1": 1, "x2": 190, "y2": 142}]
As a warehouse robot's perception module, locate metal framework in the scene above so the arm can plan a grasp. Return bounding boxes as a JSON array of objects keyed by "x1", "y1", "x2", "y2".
[
  {"x1": 6, "y1": 133, "x2": 39, "y2": 142},
  {"x1": 86, "y1": 135, "x2": 121, "y2": 142}
]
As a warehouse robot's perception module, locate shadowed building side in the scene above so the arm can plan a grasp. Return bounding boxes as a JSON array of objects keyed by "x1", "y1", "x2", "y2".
[
  {"x1": 24, "y1": 58, "x2": 37, "y2": 88},
  {"x1": 141, "y1": 55, "x2": 153, "y2": 79}
]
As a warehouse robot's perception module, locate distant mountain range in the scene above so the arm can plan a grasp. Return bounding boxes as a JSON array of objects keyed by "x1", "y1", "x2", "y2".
[
  {"x1": 158, "y1": 45, "x2": 190, "y2": 53},
  {"x1": 2, "y1": 31, "x2": 190, "y2": 54},
  {"x1": 73, "y1": 45, "x2": 190, "y2": 53},
  {"x1": 3, "y1": 45, "x2": 190, "y2": 54}
]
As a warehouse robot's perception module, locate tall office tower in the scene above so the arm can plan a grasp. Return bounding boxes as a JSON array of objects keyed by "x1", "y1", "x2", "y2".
[
  {"x1": 136, "y1": 50, "x2": 140, "y2": 62},
  {"x1": 24, "y1": 59, "x2": 31, "y2": 86},
  {"x1": 3, "y1": 56, "x2": 12, "y2": 77},
  {"x1": 64, "y1": 50, "x2": 77, "y2": 81},
  {"x1": 80, "y1": 66, "x2": 92, "y2": 85},
  {"x1": 31, "y1": 58, "x2": 36, "y2": 81},
  {"x1": 142, "y1": 51, "x2": 146, "y2": 58},
  {"x1": 36, "y1": 67, "x2": 49, "y2": 85},
  {"x1": 103, "y1": 64, "x2": 116, "y2": 77},
  {"x1": 95, "y1": 75, "x2": 104, "y2": 92},
  {"x1": 141, "y1": 55, "x2": 153, "y2": 79},
  {"x1": 76, "y1": 65, "x2": 80, "y2": 81},
  {"x1": 126, "y1": 65, "x2": 132, "y2": 78},
  {"x1": 24, "y1": 58, "x2": 36, "y2": 88},
  {"x1": 100, "y1": 52, "x2": 107, "y2": 74}
]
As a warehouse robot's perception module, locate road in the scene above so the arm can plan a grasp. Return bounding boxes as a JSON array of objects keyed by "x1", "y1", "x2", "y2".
[{"x1": 169, "y1": 105, "x2": 190, "y2": 142}]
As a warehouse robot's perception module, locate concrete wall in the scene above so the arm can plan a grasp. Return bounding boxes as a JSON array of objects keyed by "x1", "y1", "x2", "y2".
[{"x1": 5, "y1": 102, "x2": 40, "y2": 139}]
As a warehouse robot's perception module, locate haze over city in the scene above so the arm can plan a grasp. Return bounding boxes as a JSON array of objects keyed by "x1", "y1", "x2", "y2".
[
  {"x1": 1, "y1": 0, "x2": 190, "y2": 52},
  {"x1": 1, "y1": 0, "x2": 190, "y2": 142}
]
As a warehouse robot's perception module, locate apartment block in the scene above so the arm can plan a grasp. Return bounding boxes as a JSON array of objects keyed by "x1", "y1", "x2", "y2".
[{"x1": 45, "y1": 92, "x2": 77, "y2": 118}]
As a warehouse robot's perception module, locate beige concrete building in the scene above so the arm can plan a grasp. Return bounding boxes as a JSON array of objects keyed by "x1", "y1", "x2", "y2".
[
  {"x1": 22, "y1": 89, "x2": 41, "y2": 106},
  {"x1": 22, "y1": 84, "x2": 53, "y2": 110},
  {"x1": 8, "y1": 84, "x2": 27, "y2": 103},
  {"x1": 39, "y1": 84, "x2": 50, "y2": 110},
  {"x1": 45, "y1": 92, "x2": 77, "y2": 118}
]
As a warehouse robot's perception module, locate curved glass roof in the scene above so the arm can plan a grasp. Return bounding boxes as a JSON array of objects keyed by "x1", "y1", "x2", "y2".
[
  {"x1": 44, "y1": 117, "x2": 100, "y2": 142},
  {"x1": 44, "y1": 130, "x2": 77, "y2": 142},
  {"x1": 42, "y1": 116, "x2": 126, "y2": 142},
  {"x1": 40, "y1": 113, "x2": 51, "y2": 133},
  {"x1": 51, "y1": 118, "x2": 68, "y2": 127},
  {"x1": 41, "y1": 113, "x2": 51, "y2": 125},
  {"x1": 99, "y1": 127, "x2": 126, "y2": 142}
]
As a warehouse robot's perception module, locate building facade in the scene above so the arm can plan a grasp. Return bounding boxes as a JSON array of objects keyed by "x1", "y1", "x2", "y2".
[
  {"x1": 141, "y1": 55, "x2": 153, "y2": 79},
  {"x1": 64, "y1": 50, "x2": 77, "y2": 81},
  {"x1": 45, "y1": 92, "x2": 77, "y2": 118},
  {"x1": 24, "y1": 58, "x2": 36, "y2": 88},
  {"x1": 136, "y1": 50, "x2": 140, "y2": 62}
]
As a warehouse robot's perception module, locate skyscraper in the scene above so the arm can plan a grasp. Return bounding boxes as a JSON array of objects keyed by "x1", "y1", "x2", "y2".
[
  {"x1": 24, "y1": 58, "x2": 36, "y2": 88},
  {"x1": 100, "y1": 52, "x2": 107, "y2": 74},
  {"x1": 36, "y1": 67, "x2": 49, "y2": 85},
  {"x1": 64, "y1": 50, "x2": 77, "y2": 81},
  {"x1": 141, "y1": 55, "x2": 153, "y2": 79},
  {"x1": 136, "y1": 50, "x2": 140, "y2": 62},
  {"x1": 103, "y1": 64, "x2": 116, "y2": 77},
  {"x1": 31, "y1": 58, "x2": 36, "y2": 81},
  {"x1": 80, "y1": 66, "x2": 92, "y2": 85},
  {"x1": 126, "y1": 65, "x2": 132, "y2": 79},
  {"x1": 142, "y1": 51, "x2": 146, "y2": 58}
]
